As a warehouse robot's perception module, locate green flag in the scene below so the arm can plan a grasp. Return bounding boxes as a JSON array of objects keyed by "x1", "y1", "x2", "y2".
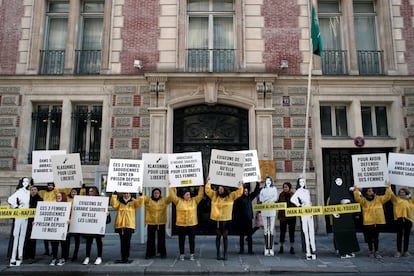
[{"x1": 311, "y1": 5, "x2": 323, "y2": 56}]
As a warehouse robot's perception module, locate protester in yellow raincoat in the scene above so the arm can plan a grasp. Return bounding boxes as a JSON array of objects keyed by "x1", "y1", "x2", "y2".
[
  {"x1": 169, "y1": 184, "x2": 204, "y2": 261},
  {"x1": 390, "y1": 187, "x2": 414, "y2": 257},
  {"x1": 205, "y1": 179, "x2": 243, "y2": 260},
  {"x1": 353, "y1": 184, "x2": 391, "y2": 259},
  {"x1": 142, "y1": 188, "x2": 172, "y2": 259}
]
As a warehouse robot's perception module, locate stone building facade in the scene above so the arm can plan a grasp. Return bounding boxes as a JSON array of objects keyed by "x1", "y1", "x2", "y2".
[{"x1": 0, "y1": 0, "x2": 413, "y2": 235}]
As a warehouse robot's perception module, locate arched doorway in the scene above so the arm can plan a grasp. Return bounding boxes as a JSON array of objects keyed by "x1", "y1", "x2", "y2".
[{"x1": 173, "y1": 104, "x2": 249, "y2": 235}]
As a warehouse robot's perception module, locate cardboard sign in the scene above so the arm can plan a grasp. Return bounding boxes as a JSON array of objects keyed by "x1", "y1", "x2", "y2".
[
  {"x1": 142, "y1": 153, "x2": 169, "y2": 187},
  {"x1": 31, "y1": 201, "x2": 71, "y2": 240},
  {"x1": 259, "y1": 160, "x2": 276, "y2": 182},
  {"x1": 352, "y1": 153, "x2": 388, "y2": 188},
  {"x1": 51, "y1": 153, "x2": 83, "y2": 188},
  {"x1": 168, "y1": 152, "x2": 204, "y2": 187},
  {"x1": 106, "y1": 159, "x2": 144, "y2": 193},
  {"x1": 209, "y1": 149, "x2": 245, "y2": 188},
  {"x1": 388, "y1": 152, "x2": 414, "y2": 187},
  {"x1": 235, "y1": 150, "x2": 261, "y2": 183},
  {"x1": 32, "y1": 150, "x2": 66, "y2": 184},
  {"x1": 69, "y1": 196, "x2": 109, "y2": 235}
]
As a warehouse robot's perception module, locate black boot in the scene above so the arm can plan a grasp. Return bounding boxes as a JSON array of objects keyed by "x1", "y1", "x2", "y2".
[
  {"x1": 216, "y1": 237, "x2": 221, "y2": 260},
  {"x1": 279, "y1": 245, "x2": 284, "y2": 254},
  {"x1": 239, "y1": 236, "x2": 244, "y2": 254},
  {"x1": 247, "y1": 236, "x2": 254, "y2": 254},
  {"x1": 223, "y1": 237, "x2": 228, "y2": 260}
]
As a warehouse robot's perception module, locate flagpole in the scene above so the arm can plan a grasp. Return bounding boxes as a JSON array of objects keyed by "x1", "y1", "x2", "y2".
[{"x1": 302, "y1": 1, "x2": 313, "y2": 178}]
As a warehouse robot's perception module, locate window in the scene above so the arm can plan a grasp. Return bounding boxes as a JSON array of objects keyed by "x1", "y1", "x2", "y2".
[
  {"x1": 319, "y1": 1, "x2": 347, "y2": 75},
  {"x1": 30, "y1": 104, "x2": 62, "y2": 162},
  {"x1": 71, "y1": 104, "x2": 102, "y2": 164},
  {"x1": 361, "y1": 105, "x2": 388, "y2": 137},
  {"x1": 320, "y1": 105, "x2": 348, "y2": 137},
  {"x1": 75, "y1": 1, "x2": 104, "y2": 74},
  {"x1": 187, "y1": 0, "x2": 235, "y2": 72},
  {"x1": 353, "y1": 0, "x2": 383, "y2": 75},
  {"x1": 40, "y1": 2, "x2": 69, "y2": 74}
]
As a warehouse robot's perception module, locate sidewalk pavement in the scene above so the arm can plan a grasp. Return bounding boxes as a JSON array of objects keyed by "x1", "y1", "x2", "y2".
[{"x1": 1, "y1": 229, "x2": 414, "y2": 275}]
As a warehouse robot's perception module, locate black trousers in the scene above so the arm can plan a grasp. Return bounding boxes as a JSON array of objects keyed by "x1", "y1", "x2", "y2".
[
  {"x1": 85, "y1": 235, "x2": 103, "y2": 258},
  {"x1": 396, "y1": 218, "x2": 413, "y2": 252},
  {"x1": 177, "y1": 225, "x2": 196, "y2": 255},
  {"x1": 117, "y1": 228, "x2": 134, "y2": 261},
  {"x1": 279, "y1": 219, "x2": 296, "y2": 243},
  {"x1": 146, "y1": 224, "x2": 166, "y2": 257},
  {"x1": 51, "y1": 239, "x2": 69, "y2": 260},
  {"x1": 363, "y1": 224, "x2": 380, "y2": 252}
]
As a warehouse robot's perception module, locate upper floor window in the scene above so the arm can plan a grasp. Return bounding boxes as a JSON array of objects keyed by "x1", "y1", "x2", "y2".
[
  {"x1": 40, "y1": 2, "x2": 69, "y2": 75},
  {"x1": 71, "y1": 104, "x2": 102, "y2": 164},
  {"x1": 187, "y1": 0, "x2": 235, "y2": 72},
  {"x1": 361, "y1": 105, "x2": 388, "y2": 137},
  {"x1": 29, "y1": 104, "x2": 62, "y2": 162},
  {"x1": 319, "y1": 1, "x2": 347, "y2": 75},
  {"x1": 320, "y1": 105, "x2": 348, "y2": 137},
  {"x1": 353, "y1": 0, "x2": 383, "y2": 75},
  {"x1": 75, "y1": 1, "x2": 104, "y2": 74},
  {"x1": 39, "y1": 0, "x2": 105, "y2": 75}
]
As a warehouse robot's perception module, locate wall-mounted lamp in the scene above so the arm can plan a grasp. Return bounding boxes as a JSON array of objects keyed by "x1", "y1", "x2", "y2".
[
  {"x1": 134, "y1": 60, "x2": 143, "y2": 69},
  {"x1": 280, "y1": 59, "x2": 289, "y2": 69}
]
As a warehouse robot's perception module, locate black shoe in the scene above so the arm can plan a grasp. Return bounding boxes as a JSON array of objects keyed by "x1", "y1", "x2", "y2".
[
  {"x1": 160, "y1": 255, "x2": 166, "y2": 259},
  {"x1": 248, "y1": 251, "x2": 254, "y2": 255},
  {"x1": 43, "y1": 251, "x2": 50, "y2": 256},
  {"x1": 279, "y1": 246, "x2": 284, "y2": 254},
  {"x1": 238, "y1": 250, "x2": 244, "y2": 254},
  {"x1": 290, "y1": 247, "x2": 295, "y2": 254},
  {"x1": 71, "y1": 256, "x2": 78, "y2": 262}
]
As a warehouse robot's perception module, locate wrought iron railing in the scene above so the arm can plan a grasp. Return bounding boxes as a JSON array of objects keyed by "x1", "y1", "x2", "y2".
[
  {"x1": 40, "y1": 50, "x2": 65, "y2": 75},
  {"x1": 322, "y1": 50, "x2": 348, "y2": 75},
  {"x1": 357, "y1": 50, "x2": 384, "y2": 75},
  {"x1": 75, "y1": 50, "x2": 102, "y2": 75},
  {"x1": 187, "y1": 49, "x2": 235, "y2": 72}
]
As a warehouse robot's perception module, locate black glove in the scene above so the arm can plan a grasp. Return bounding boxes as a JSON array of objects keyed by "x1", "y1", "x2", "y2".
[
  {"x1": 82, "y1": 183, "x2": 86, "y2": 189},
  {"x1": 113, "y1": 191, "x2": 118, "y2": 195},
  {"x1": 138, "y1": 192, "x2": 143, "y2": 196}
]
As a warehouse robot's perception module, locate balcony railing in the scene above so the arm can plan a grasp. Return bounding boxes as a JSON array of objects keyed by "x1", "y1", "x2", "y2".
[
  {"x1": 322, "y1": 50, "x2": 348, "y2": 75},
  {"x1": 75, "y1": 50, "x2": 102, "y2": 75},
  {"x1": 357, "y1": 50, "x2": 384, "y2": 75},
  {"x1": 187, "y1": 49, "x2": 235, "y2": 72},
  {"x1": 40, "y1": 50, "x2": 65, "y2": 75}
]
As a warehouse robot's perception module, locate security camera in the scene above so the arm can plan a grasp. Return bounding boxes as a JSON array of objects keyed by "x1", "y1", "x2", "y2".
[{"x1": 134, "y1": 60, "x2": 143, "y2": 69}]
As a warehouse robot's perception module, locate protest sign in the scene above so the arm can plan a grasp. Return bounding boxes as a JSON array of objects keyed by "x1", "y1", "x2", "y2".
[
  {"x1": 142, "y1": 153, "x2": 169, "y2": 187},
  {"x1": 352, "y1": 153, "x2": 388, "y2": 188},
  {"x1": 32, "y1": 150, "x2": 66, "y2": 184},
  {"x1": 209, "y1": 149, "x2": 245, "y2": 188},
  {"x1": 235, "y1": 150, "x2": 261, "y2": 183},
  {"x1": 106, "y1": 159, "x2": 144, "y2": 193},
  {"x1": 69, "y1": 196, "x2": 109, "y2": 235},
  {"x1": 51, "y1": 153, "x2": 83, "y2": 188},
  {"x1": 168, "y1": 152, "x2": 204, "y2": 187},
  {"x1": 31, "y1": 201, "x2": 71, "y2": 240},
  {"x1": 388, "y1": 152, "x2": 414, "y2": 187}
]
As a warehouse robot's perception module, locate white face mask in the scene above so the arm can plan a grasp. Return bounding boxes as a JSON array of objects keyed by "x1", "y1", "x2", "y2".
[
  {"x1": 22, "y1": 178, "x2": 30, "y2": 189},
  {"x1": 335, "y1": 178, "x2": 343, "y2": 186}
]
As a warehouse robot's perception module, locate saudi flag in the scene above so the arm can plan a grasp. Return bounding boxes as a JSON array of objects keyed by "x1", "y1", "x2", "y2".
[{"x1": 311, "y1": 5, "x2": 323, "y2": 56}]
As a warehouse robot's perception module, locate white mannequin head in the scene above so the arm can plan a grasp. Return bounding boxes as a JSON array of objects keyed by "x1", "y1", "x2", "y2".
[
  {"x1": 335, "y1": 177, "x2": 343, "y2": 187},
  {"x1": 298, "y1": 178, "x2": 306, "y2": 189},
  {"x1": 21, "y1": 177, "x2": 30, "y2": 189}
]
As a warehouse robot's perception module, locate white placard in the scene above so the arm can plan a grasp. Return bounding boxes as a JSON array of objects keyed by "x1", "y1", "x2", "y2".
[
  {"x1": 51, "y1": 153, "x2": 83, "y2": 188},
  {"x1": 106, "y1": 159, "x2": 144, "y2": 193},
  {"x1": 209, "y1": 149, "x2": 245, "y2": 188},
  {"x1": 388, "y1": 152, "x2": 414, "y2": 187},
  {"x1": 235, "y1": 150, "x2": 261, "y2": 183},
  {"x1": 142, "y1": 153, "x2": 169, "y2": 187},
  {"x1": 168, "y1": 152, "x2": 204, "y2": 187},
  {"x1": 352, "y1": 153, "x2": 388, "y2": 188},
  {"x1": 69, "y1": 196, "x2": 109, "y2": 235},
  {"x1": 32, "y1": 150, "x2": 66, "y2": 184},
  {"x1": 31, "y1": 201, "x2": 71, "y2": 240}
]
